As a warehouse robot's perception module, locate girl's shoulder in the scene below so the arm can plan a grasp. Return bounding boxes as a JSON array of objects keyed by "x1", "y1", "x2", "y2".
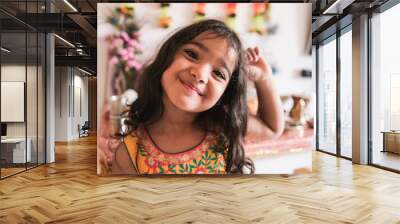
[{"x1": 122, "y1": 125, "x2": 146, "y2": 156}]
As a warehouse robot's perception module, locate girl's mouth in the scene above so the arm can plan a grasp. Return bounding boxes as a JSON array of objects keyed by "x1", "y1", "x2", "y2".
[{"x1": 179, "y1": 79, "x2": 205, "y2": 96}]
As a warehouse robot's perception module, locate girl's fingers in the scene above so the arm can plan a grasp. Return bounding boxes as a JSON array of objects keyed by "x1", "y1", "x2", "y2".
[
  {"x1": 252, "y1": 47, "x2": 260, "y2": 61},
  {"x1": 245, "y1": 51, "x2": 251, "y2": 60},
  {"x1": 247, "y1": 48, "x2": 256, "y2": 62},
  {"x1": 247, "y1": 47, "x2": 263, "y2": 63},
  {"x1": 250, "y1": 48, "x2": 259, "y2": 62},
  {"x1": 246, "y1": 51, "x2": 254, "y2": 62}
]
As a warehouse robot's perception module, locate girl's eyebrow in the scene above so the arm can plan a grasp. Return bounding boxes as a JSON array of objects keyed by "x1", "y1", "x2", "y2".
[{"x1": 186, "y1": 41, "x2": 232, "y2": 76}]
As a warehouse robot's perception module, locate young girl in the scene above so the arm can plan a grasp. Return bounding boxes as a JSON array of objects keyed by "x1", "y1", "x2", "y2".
[{"x1": 100, "y1": 19, "x2": 284, "y2": 175}]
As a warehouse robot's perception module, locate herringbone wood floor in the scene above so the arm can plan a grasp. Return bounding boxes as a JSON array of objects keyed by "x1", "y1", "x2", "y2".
[{"x1": 1, "y1": 135, "x2": 400, "y2": 223}]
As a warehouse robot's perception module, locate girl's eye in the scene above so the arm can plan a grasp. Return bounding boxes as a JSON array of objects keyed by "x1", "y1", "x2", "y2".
[
  {"x1": 184, "y1": 49, "x2": 198, "y2": 60},
  {"x1": 213, "y1": 70, "x2": 226, "y2": 80}
]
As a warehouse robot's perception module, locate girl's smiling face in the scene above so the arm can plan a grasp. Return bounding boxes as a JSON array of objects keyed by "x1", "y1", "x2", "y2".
[{"x1": 161, "y1": 32, "x2": 237, "y2": 113}]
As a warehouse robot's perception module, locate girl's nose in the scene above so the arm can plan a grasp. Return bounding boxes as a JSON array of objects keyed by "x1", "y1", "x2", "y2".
[{"x1": 190, "y1": 64, "x2": 210, "y2": 84}]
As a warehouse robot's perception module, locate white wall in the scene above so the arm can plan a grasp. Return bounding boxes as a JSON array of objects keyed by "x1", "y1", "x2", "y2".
[
  {"x1": 1, "y1": 65, "x2": 37, "y2": 138},
  {"x1": 55, "y1": 67, "x2": 89, "y2": 141},
  {"x1": 1, "y1": 65, "x2": 26, "y2": 140},
  {"x1": 1, "y1": 64, "x2": 46, "y2": 163},
  {"x1": 1, "y1": 65, "x2": 25, "y2": 133},
  {"x1": 72, "y1": 73, "x2": 89, "y2": 138},
  {"x1": 98, "y1": 3, "x2": 313, "y2": 97},
  {"x1": 55, "y1": 66, "x2": 68, "y2": 141}
]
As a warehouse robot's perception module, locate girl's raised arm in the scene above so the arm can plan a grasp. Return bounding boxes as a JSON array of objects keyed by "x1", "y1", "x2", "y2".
[{"x1": 244, "y1": 47, "x2": 285, "y2": 142}]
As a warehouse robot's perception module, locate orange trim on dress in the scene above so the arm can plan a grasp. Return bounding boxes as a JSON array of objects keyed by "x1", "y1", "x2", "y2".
[{"x1": 123, "y1": 134, "x2": 139, "y2": 173}]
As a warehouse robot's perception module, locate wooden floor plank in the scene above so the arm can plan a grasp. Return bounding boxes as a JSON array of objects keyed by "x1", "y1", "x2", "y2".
[{"x1": 0, "y1": 135, "x2": 400, "y2": 223}]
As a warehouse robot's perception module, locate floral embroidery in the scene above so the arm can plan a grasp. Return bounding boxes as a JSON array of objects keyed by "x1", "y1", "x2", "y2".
[
  {"x1": 144, "y1": 157, "x2": 158, "y2": 168},
  {"x1": 125, "y1": 130, "x2": 227, "y2": 174}
]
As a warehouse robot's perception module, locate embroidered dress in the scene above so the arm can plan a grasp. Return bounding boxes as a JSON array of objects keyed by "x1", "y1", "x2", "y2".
[{"x1": 123, "y1": 128, "x2": 227, "y2": 174}]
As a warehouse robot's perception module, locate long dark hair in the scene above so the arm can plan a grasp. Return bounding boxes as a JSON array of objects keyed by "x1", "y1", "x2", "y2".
[{"x1": 126, "y1": 19, "x2": 254, "y2": 174}]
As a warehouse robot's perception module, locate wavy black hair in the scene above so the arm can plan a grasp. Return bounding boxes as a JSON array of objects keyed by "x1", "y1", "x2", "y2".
[{"x1": 125, "y1": 19, "x2": 254, "y2": 174}]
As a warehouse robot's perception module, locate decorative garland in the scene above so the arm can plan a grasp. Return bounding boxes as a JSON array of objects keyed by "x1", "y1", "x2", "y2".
[
  {"x1": 264, "y1": 3, "x2": 278, "y2": 35},
  {"x1": 194, "y1": 3, "x2": 206, "y2": 22},
  {"x1": 250, "y1": 3, "x2": 267, "y2": 35},
  {"x1": 159, "y1": 3, "x2": 172, "y2": 28},
  {"x1": 106, "y1": 5, "x2": 143, "y2": 94},
  {"x1": 225, "y1": 3, "x2": 237, "y2": 30}
]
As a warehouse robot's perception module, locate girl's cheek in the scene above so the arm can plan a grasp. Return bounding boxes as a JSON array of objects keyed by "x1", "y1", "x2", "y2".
[
  {"x1": 177, "y1": 54, "x2": 190, "y2": 64},
  {"x1": 208, "y1": 84, "x2": 224, "y2": 102},
  {"x1": 215, "y1": 82, "x2": 228, "y2": 96}
]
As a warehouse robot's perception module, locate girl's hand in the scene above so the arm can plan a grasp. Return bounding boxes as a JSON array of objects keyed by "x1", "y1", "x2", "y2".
[
  {"x1": 98, "y1": 107, "x2": 122, "y2": 171},
  {"x1": 245, "y1": 47, "x2": 272, "y2": 83},
  {"x1": 98, "y1": 109, "x2": 114, "y2": 167}
]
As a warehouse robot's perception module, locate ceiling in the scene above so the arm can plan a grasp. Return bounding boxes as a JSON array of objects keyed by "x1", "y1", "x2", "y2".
[
  {"x1": 0, "y1": 0, "x2": 394, "y2": 74},
  {"x1": 0, "y1": 0, "x2": 99, "y2": 73},
  {"x1": 312, "y1": 0, "x2": 390, "y2": 44}
]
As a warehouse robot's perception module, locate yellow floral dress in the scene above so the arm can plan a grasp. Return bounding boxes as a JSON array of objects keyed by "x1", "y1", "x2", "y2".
[{"x1": 123, "y1": 128, "x2": 227, "y2": 174}]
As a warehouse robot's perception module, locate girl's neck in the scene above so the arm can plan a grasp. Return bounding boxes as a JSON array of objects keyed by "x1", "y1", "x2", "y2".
[
  {"x1": 150, "y1": 95, "x2": 199, "y2": 135},
  {"x1": 144, "y1": 95, "x2": 207, "y2": 153}
]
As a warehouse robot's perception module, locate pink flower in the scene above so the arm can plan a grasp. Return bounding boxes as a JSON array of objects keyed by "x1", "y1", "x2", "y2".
[
  {"x1": 111, "y1": 37, "x2": 123, "y2": 48},
  {"x1": 126, "y1": 47, "x2": 135, "y2": 59},
  {"x1": 121, "y1": 31, "x2": 130, "y2": 42},
  {"x1": 122, "y1": 54, "x2": 130, "y2": 61},
  {"x1": 119, "y1": 49, "x2": 131, "y2": 61},
  {"x1": 128, "y1": 39, "x2": 143, "y2": 51},
  {"x1": 118, "y1": 48, "x2": 128, "y2": 56},
  {"x1": 109, "y1": 56, "x2": 118, "y2": 66},
  {"x1": 127, "y1": 60, "x2": 142, "y2": 70}
]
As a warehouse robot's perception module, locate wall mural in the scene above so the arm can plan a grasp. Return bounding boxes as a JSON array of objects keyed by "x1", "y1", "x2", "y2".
[{"x1": 98, "y1": 3, "x2": 313, "y2": 175}]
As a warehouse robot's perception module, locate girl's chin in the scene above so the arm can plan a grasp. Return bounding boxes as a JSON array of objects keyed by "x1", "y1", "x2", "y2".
[
  {"x1": 173, "y1": 99, "x2": 205, "y2": 113},
  {"x1": 176, "y1": 103, "x2": 201, "y2": 112},
  {"x1": 167, "y1": 94, "x2": 213, "y2": 113}
]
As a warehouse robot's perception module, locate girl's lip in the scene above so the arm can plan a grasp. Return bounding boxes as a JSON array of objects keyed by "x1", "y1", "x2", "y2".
[{"x1": 179, "y1": 79, "x2": 205, "y2": 96}]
